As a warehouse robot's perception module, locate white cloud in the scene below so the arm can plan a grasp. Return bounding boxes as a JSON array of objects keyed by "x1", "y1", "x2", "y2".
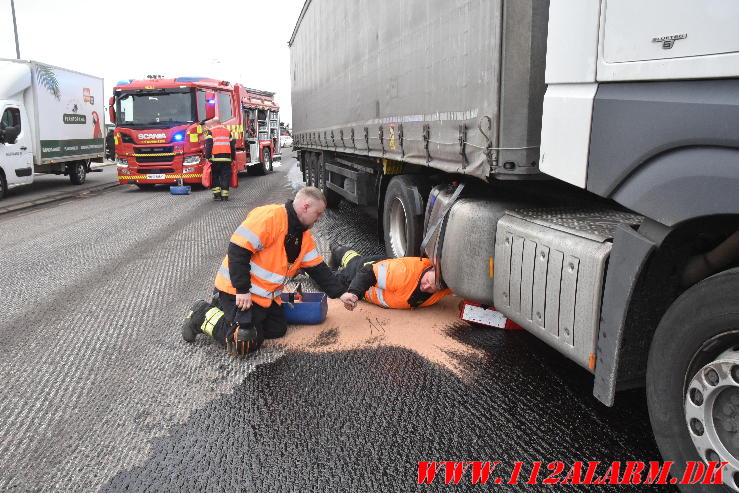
[{"x1": 0, "y1": 0, "x2": 306, "y2": 124}]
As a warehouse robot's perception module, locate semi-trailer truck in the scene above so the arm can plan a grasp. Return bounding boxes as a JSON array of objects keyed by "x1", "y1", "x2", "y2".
[
  {"x1": 0, "y1": 59, "x2": 105, "y2": 198},
  {"x1": 289, "y1": 0, "x2": 739, "y2": 488}
]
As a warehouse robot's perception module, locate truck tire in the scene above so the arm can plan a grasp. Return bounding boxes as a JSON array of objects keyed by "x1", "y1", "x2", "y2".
[
  {"x1": 262, "y1": 148, "x2": 272, "y2": 174},
  {"x1": 68, "y1": 161, "x2": 87, "y2": 185},
  {"x1": 647, "y1": 267, "x2": 739, "y2": 491},
  {"x1": 135, "y1": 183, "x2": 156, "y2": 190},
  {"x1": 0, "y1": 171, "x2": 6, "y2": 200},
  {"x1": 382, "y1": 175, "x2": 430, "y2": 258}
]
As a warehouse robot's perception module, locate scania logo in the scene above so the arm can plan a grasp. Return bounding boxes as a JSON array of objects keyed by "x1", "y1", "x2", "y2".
[{"x1": 138, "y1": 133, "x2": 166, "y2": 139}]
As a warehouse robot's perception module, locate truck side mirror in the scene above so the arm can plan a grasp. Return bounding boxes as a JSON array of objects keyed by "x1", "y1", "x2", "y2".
[
  {"x1": 205, "y1": 91, "x2": 216, "y2": 120},
  {"x1": 108, "y1": 96, "x2": 116, "y2": 124},
  {"x1": 2, "y1": 126, "x2": 20, "y2": 145}
]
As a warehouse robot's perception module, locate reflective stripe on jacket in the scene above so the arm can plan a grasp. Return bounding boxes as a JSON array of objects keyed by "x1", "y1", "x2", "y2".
[
  {"x1": 364, "y1": 257, "x2": 451, "y2": 309},
  {"x1": 209, "y1": 125, "x2": 232, "y2": 160},
  {"x1": 214, "y1": 204, "x2": 323, "y2": 307}
]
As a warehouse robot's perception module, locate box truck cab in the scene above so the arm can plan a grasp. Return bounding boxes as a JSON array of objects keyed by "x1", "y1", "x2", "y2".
[{"x1": 0, "y1": 59, "x2": 104, "y2": 199}]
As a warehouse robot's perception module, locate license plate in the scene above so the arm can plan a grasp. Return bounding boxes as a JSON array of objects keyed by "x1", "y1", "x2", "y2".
[{"x1": 146, "y1": 174, "x2": 165, "y2": 180}]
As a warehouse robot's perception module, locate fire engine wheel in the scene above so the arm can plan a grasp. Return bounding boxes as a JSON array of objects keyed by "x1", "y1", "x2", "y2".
[
  {"x1": 135, "y1": 183, "x2": 156, "y2": 190},
  {"x1": 68, "y1": 160, "x2": 87, "y2": 185},
  {"x1": 262, "y1": 149, "x2": 272, "y2": 174},
  {"x1": 382, "y1": 175, "x2": 430, "y2": 258},
  {"x1": 647, "y1": 267, "x2": 739, "y2": 492}
]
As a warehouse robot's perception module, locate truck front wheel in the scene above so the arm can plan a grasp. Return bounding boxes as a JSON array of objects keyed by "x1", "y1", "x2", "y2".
[
  {"x1": 382, "y1": 175, "x2": 429, "y2": 258},
  {"x1": 647, "y1": 267, "x2": 739, "y2": 491},
  {"x1": 68, "y1": 161, "x2": 87, "y2": 185}
]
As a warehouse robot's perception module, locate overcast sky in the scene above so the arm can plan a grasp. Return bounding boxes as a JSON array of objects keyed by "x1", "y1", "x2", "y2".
[{"x1": 0, "y1": 0, "x2": 306, "y2": 125}]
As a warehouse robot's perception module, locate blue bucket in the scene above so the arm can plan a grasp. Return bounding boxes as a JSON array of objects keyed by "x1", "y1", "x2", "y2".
[
  {"x1": 170, "y1": 185, "x2": 191, "y2": 195},
  {"x1": 280, "y1": 292, "x2": 328, "y2": 324}
]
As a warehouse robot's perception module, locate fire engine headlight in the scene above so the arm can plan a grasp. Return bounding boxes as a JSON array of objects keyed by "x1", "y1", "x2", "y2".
[
  {"x1": 115, "y1": 158, "x2": 129, "y2": 168},
  {"x1": 183, "y1": 155, "x2": 201, "y2": 165},
  {"x1": 183, "y1": 167, "x2": 195, "y2": 173}
]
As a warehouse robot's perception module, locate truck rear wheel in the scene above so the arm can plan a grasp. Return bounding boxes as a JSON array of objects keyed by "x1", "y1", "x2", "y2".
[
  {"x1": 0, "y1": 171, "x2": 6, "y2": 200},
  {"x1": 647, "y1": 267, "x2": 739, "y2": 491},
  {"x1": 382, "y1": 175, "x2": 429, "y2": 258},
  {"x1": 68, "y1": 161, "x2": 87, "y2": 185},
  {"x1": 262, "y1": 148, "x2": 272, "y2": 174}
]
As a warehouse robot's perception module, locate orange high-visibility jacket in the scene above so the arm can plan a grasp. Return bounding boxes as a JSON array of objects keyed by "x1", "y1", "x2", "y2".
[
  {"x1": 209, "y1": 125, "x2": 233, "y2": 161},
  {"x1": 214, "y1": 204, "x2": 323, "y2": 307},
  {"x1": 364, "y1": 257, "x2": 451, "y2": 309}
]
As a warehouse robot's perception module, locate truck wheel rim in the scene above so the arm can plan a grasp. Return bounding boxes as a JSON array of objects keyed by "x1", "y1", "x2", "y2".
[
  {"x1": 388, "y1": 197, "x2": 407, "y2": 257},
  {"x1": 685, "y1": 345, "x2": 739, "y2": 490}
]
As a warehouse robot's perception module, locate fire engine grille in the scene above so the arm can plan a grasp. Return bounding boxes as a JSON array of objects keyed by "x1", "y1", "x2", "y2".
[
  {"x1": 134, "y1": 146, "x2": 174, "y2": 163},
  {"x1": 135, "y1": 167, "x2": 175, "y2": 174}
]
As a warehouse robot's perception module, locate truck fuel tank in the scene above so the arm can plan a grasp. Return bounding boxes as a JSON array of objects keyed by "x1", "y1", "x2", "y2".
[{"x1": 423, "y1": 184, "x2": 527, "y2": 305}]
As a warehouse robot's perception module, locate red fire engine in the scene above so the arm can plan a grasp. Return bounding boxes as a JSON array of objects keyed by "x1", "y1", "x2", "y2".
[{"x1": 109, "y1": 77, "x2": 280, "y2": 188}]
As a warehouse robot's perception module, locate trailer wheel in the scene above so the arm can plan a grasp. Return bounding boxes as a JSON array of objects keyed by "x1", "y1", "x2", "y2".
[
  {"x1": 316, "y1": 156, "x2": 340, "y2": 208},
  {"x1": 647, "y1": 267, "x2": 739, "y2": 491},
  {"x1": 68, "y1": 161, "x2": 87, "y2": 185},
  {"x1": 382, "y1": 175, "x2": 429, "y2": 258}
]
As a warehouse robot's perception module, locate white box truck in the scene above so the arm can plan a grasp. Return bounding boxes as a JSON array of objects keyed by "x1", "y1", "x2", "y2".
[{"x1": 0, "y1": 59, "x2": 105, "y2": 198}]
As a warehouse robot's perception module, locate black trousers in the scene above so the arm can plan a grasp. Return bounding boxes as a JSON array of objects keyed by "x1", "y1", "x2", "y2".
[
  {"x1": 334, "y1": 249, "x2": 387, "y2": 290},
  {"x1": 210, "y1": 161, "x2": 231, "y2": 191},
  {"x1": 210, "y1": 290, "x2": 287, "y2": 345}
]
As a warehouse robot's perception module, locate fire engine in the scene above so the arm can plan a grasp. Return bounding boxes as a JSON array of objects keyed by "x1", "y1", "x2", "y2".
[{"x1": 109, "y1": 77, "x2": 280, "y2": 188}]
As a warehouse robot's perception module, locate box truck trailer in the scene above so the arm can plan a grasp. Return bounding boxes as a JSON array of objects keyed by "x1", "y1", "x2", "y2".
[
  {"x1": 290, "y1": 0, "x2": 739, "y2": 488},
  {"x1": 0, "y1": 59, "x2": 105, "y2": 198}
]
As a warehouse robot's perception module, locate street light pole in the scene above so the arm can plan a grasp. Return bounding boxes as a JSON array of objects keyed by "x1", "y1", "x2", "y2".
[{"x1": 11, "y1": 0, "x2": 21, "y2": 59}]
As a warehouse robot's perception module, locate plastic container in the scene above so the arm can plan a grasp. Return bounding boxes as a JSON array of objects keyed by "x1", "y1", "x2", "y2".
[
  {"x1": 170, "y1": 185, "x2": 191, "y2": 195},
  {"x1": 280, "y1": 292, "x2": 328, "y2": 324}
]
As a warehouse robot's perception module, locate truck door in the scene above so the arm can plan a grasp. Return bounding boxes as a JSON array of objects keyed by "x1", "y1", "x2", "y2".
[{"x1": 0, "y1": 106, "x2": 33, "y2": 188}]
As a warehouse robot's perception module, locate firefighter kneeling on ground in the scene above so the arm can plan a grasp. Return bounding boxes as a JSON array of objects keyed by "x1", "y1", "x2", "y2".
[
  {"x1": 328, "y1": 244, "x2": 452, "y2": 311},
  {"x1": 181, "y1": 187, "x2": 345, "y2": 355},
  {"x1": 204, "y1": 117, "x2": 235, "y2": 201}
]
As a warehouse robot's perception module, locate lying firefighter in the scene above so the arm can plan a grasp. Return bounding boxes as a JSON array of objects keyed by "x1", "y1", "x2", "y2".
[
  {"x1": 329, "y1": 244, "x2": 452, "y2": 311},
  {"x1": 181, "y1": 187, "x2": 345, "y2": 355}
]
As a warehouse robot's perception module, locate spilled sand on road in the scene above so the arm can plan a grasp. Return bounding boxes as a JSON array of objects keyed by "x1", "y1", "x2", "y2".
[{"x1": 270, "y1": 295, "x2": 485, "y2": 377}]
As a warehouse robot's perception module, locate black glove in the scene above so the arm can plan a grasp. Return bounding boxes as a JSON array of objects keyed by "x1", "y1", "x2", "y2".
[{"x1": 225, "y1": 309, "x2": 263, "y2": 356}]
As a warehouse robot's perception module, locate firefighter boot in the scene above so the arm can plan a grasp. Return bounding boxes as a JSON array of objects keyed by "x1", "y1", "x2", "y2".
[
  {"x1": 328, "y1": 242, "x2": 350, "y2": 270},
  {"x1": 221, "y1": 189, "x2": 229, "y2": 201},
  {"x1": 182, "y1": 300, "x2": 210, "y2": 342},
  {"x1": 211, "y1": 187, "x2": 221, "y2": 201}
]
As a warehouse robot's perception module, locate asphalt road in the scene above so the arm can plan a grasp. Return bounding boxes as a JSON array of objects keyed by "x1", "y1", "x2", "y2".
[{"x1": 0, "y1": 150, "x2": 676, "y2": 492}]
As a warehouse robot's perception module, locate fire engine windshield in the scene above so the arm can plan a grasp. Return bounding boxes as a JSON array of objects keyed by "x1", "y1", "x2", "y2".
[{"x1": 116, "y1": 89, "x2": 196, "y2": 128}]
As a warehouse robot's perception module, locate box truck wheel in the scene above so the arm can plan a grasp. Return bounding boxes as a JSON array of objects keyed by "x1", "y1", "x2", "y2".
[
  {"x1": 383, "y1": 175, "x2": 430, "y2": 258},
  {"x1": 0, "y1": 170, "x2": 6, "y2": 200},
  {"x1": 68, "y1": 161, "x2": 87, "y2": 185},
  {"x1": 647, "y1": 267, "x2": 739, "y2": 491}
]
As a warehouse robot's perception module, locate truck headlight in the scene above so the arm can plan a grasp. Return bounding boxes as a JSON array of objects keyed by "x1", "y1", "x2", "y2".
[
  {"x1": 116, "y1": 158, "x2": 129, "y2": 168},
  {"x1": 183, "y1": 155, "x2": 201, "y2": 165}
]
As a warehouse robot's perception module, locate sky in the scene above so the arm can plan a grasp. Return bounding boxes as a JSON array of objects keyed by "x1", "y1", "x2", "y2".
[{"x1": 0, "y1": 0, "x2": 306, "y2": 125}]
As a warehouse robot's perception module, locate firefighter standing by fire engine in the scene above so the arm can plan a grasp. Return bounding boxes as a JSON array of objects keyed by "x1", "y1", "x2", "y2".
[
  {"x1": 204, "y1": 117, "x2": 236, "y2": 201},
  {"x1": 181, "y1": 187, "x2": 346, "y2": 355}
]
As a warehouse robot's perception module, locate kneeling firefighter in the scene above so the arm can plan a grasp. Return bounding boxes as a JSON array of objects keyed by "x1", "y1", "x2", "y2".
[{"x1": 181, "y1": 187, "x2": 345, "y2": 355}]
